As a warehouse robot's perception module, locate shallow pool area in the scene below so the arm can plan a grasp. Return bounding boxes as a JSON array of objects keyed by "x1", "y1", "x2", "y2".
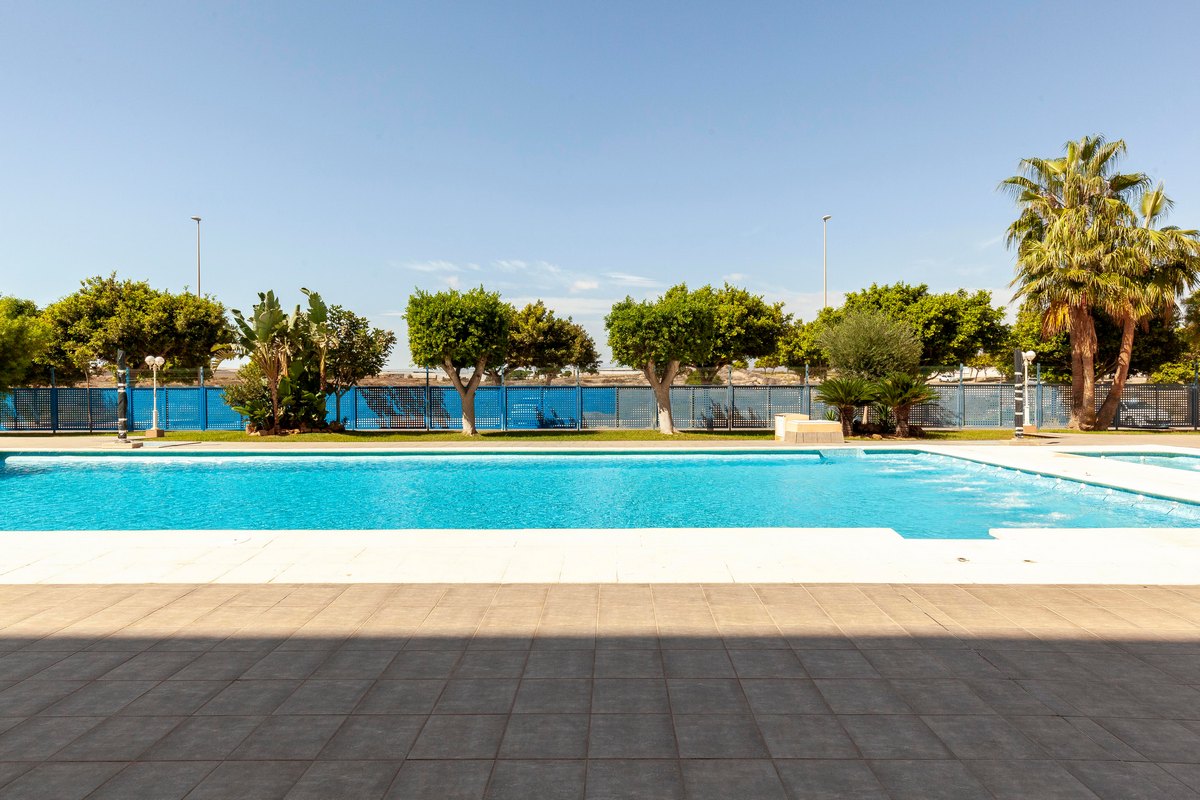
[
  {"x1": 4, "y1": 450, "x2": 1200, "y2": 539},
  {"x1": 1074, "y1": 451, "x2": 1200, "y2": 473}
]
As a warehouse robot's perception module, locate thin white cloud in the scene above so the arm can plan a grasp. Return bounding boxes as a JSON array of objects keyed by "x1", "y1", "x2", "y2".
[
  {"x1": 722, "y1": 272, "x2": 748, "y2": 284},
  {"x1": 604, "y1": 272, "x2": 663, "y2": 288},
  {"x1": 570, "y1": 279, "x2": 599, "y2": 293},
  {"x1": 402, "y1": 260, "x2": 480, "y2": 274},
  {"x1": 976, "y1": 233, "x2": 1006, "y2": 250}
]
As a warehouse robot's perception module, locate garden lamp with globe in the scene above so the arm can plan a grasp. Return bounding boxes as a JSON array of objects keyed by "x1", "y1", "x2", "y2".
[
  {"x1": 144, "y1": 356, "x2": 165, "y2": 438},
  {"x1": 1023, "y1": 350, "x2": 1037, "y2": 432}
]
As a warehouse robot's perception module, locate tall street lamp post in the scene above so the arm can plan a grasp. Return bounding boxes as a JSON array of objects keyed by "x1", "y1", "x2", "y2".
[
  {"x1": 144, "y1": 355, "x2": 165, "y2": 438},
  {"x1": 191, "y1": 216, "x2": 202, "y2": 295},
  {"x1": 821, "y1": 215, "x2": 832, "y2": 308}
]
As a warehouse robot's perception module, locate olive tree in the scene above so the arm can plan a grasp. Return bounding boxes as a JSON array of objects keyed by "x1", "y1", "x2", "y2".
[
  {"x1": 406, "y1": 287, "x2": 513, "y2": 435},
  {"x1": 817, "y1": 310, "x2": 922, "y2": 380},
  {"x1": 606, "y1": 284, "x2": 716, "y2": 434}
]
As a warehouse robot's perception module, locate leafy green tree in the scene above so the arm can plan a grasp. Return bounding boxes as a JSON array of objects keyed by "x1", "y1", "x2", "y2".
[
  {"x1": 40, "y1": 274, "x2": 229, "y2": 380},
  {"x1": 832, "y1": 283, "x2": 1009, "y2": 368},
  {"x1": 0, "y1": 296, "x2": 49, "y2": 393},
  {"x1": 756, "y1": 318, "x2": 827, "y2": 377},
  {"x1": 874, "y1": 373, "x2": 939, "y2": 437},
  {"x1": 815, "y1": 377, "x2": 876, "y2": 438},
  {"x1": 1003, "y1": 135, "x2": 1149, "y2": 429},
  {"x1": 606, "y1": 284, "x2": 717, "y2": 434},
  {"x1": 817, "y1": 310, "x2": 922, "y2": 380},
  {"x1": 231, "y1": 291, "x2": 300, "y2": 435},
  {"x1": 689, "y1": 284, "x2": 787, "y2": 383},
  {"x1": 506, "y1": 301, "x2": 600, "y2": 383},
  {"x1": 325, "y1": 306, "x2": 396, "y2": 422},
  {"x1": 406, "y1": 287, "x2": 513, "y2": 435},
  {"x1": 1151, "y1": 289, "x2": 1200, "y2": 383}
]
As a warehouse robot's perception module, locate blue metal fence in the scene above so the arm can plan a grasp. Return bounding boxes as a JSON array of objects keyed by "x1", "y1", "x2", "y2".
[{"x1": 2, "y1": 381, "x2": 1198, "y2": 432}]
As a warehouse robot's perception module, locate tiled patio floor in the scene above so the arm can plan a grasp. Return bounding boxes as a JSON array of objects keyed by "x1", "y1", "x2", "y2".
[{"x1": 0, "y1": 583, "x2": 1199, "y2": 799}]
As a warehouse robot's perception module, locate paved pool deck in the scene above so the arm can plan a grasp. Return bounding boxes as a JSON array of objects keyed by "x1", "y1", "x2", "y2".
[
  {"x1": 2, "y1": 439, "x2": 1200, "y2": 585},
  {"x1": 0, "y1": 582, "x2": 1197, "y2": 799}
]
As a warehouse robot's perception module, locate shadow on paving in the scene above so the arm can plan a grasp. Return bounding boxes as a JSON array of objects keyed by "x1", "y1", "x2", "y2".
[{"x1": 0, "y1": 583, "x2": 1195, "y2": 799}]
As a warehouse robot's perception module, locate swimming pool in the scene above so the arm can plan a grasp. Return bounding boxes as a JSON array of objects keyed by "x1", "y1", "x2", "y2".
[
  {"x1": 3, "y1": 450, "x2": 1199, "y2": 539},
  {"x1": 1075, "y1": 451, "x2": 1200, "y2": 473}
]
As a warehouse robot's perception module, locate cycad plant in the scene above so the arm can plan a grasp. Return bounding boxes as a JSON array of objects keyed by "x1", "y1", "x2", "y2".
[
  {"x1": 815, "y1": 376, "x2": 876, "y2": 437},
  {"x1": 874, "y1": 373, "x2": 939, "y2": 438}
]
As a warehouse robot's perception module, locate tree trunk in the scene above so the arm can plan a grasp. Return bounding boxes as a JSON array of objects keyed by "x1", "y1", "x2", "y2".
[
  {"x1": 838, "y1": 405, "x2": 853, "y2": 438},
  {"x1": 268, "y1": 381, "x2": 281, "y2": 436},
  {"x1": 444, "y1": 356, "x2": 488, "y2": 436},
  {"x1": 1095, "y1": 316, "x2": 1137, "y2": 431},
  {"x1": 895, "y1": 406, "x2": 911, "y2": 438},
  {"x1": 1067, "y1": 306, "x2": 1098, "y2": 430},
  {"x1": 694, "y1": 365, "x2": 722, "y2": 385},
  {"x1": 643, "y1": 360, "x2": 679, "y2": 434}
]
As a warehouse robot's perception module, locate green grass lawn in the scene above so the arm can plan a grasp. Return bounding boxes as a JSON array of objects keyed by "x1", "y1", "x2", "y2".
[{"x1": 149, "y1": 428, "x2": 1019, "y2": 443}]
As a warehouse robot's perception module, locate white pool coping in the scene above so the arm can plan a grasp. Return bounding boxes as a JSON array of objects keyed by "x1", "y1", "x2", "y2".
[{"x1": 2, "y1": 443, "x2": 1200, "y2": 585}]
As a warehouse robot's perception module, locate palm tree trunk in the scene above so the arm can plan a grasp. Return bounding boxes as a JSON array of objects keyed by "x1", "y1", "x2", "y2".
[
  {"x1": 895, "y1": 406, "x2": 911, "y2": 438},
  {"x1": 1068, "y1": 306, "x2": 1099, "y2": 430},
  {"x1": 838, "y1": 405, "x2": 853, "y2": 438},
  {"x1": 1096, "y1": 316, "x2": 1137, "y2": 430}
]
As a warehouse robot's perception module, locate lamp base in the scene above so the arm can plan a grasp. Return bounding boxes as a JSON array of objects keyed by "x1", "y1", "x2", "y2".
[{"x1": 144, "y1": 428, "x2": 164, "y2": 439}]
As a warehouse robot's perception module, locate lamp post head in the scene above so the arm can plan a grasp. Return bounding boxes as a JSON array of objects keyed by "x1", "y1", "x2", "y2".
[
  {"x1": 822, "y1": 214, "x2": 832, "y2": 222},
  {"x1": 144, "y1": 356, "x2": 164, "y2": 368},
  {"x1": 1023, "y1": 351, "x2": 1037, "y2": 362},
  {"x1": 191, "y1": 216, "x2": 201, "y2": 223}
]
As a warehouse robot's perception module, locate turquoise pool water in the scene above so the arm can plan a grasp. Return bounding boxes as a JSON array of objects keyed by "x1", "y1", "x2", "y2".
[
  {"x1": 3, "y1": 451, "x2": 1199, "y2": 538},
  {"x1": 1077, "y1": 452, "x2": 1200, "y2": 473}
]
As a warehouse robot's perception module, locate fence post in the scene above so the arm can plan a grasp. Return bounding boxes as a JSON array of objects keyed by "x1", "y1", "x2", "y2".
[
  {"x1": 424, "y1": 367, "x2": 431, "y2": 430},
  {"x1": 576, "y1": 368, "x2": 582, "y2": 431},
  {"x1": 958, "y1": 364, "x2": 965, "y2": 428},
  {"x1": 1193, "y1": 361, "x2": 1198, "y2": 431},
  {"x1": 803, "y1": 363, "x2": 810, "y2": 416},
  {"x1": 198, "y1": 367, "x2": 208, "y2": 431},
  {"x1": 500, "y1": 372, "x2": 508, "y2": 432},
  {"x1": 49, "y1": 367, "x2": 58, "y2": 434},
  {"x1": 727, "y1": 365, "x2": 734, "y2": 430},
  {"x1": 1035, "y1": 364, "x2": 1042, "y2": 429}
]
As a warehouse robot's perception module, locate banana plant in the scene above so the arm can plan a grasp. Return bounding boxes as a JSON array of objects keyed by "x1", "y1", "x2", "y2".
[{"x1": 230, "y1": 291, "x2": 300, "y2": 435}]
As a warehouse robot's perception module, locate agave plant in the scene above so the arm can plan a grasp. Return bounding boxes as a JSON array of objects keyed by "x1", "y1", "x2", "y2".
[
  {"x1": 815, "y1": 377, "x2": 876, "y2": 437},
  {"x1": 874, "y1": 373, "x2": 939, "y2": 437}
]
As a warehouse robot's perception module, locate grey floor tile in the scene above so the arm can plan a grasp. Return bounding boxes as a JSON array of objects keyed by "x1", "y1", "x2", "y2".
[
  {"x1": 40, "y1": 680, "x2": 156, "y2": 716},
  {"x1": 868, "y1": 759, "x2": 992, "y2": 800},
  {"x1": 513, "y1": 679, "x2": 591, "y2": 713},
  {"x1": 453, "y1": 651, "x2": 528, "y2": 678},
  {"x1": 775, "y1": 759, "x2": 888, "y2": 800},
  {"x1": 274, "y1": 679, "x2": 372, "y2": 714},
  {"x1": 862, "y1": 648, "x2": 952, "y2": 678},
  {"x1": 523, "y1": 650, "x2": 594, "y2": 678},
  {"x1": 965, "y1": 759, "x2": 1101, "y2": 800},
  {"x1": 1009, "y1": 715, "x2": 1143, "y2": 761},
  {"x1": 1164, "y1": 763, "x2": 1200, "y2": 792},
  {"x1": 97, "y1": 650, "x2": 197, "y2": 681},
  {"x1": 591, "y1": 679, "x2": 668, "y2": 714},
  {"x1": 142, "y1": 715, "x2": 262, "y2": 760},
  {"x1": 168, "y1": 651, "x2": 262, "y2": 681},
  {"x1": 385, "y1": 759, "x2": 492, "y2": 799},
  {"x1": 185, "y1": 760, "x2": 308, "y2": 800},
  {"x1": 242, "y1": 650, "x2": 329, "y2": 681},
  {"x1": 485, "y1": 760, "x2": 585, "y2": 800},
  {"x1": 409, "y1": 714, "x2": 508, "y2": 759},
  {"x1": 797, "y1": 650, "x2": 880, "y2": 679},
  {"x1": 1067, "y1": 759, "x2": 1200, "y2": 800},
  {"x1": 88, "y1": 761, "x2": 219, "y2": 800},
  {"x1": 888, "y1": 678, "x2": 994, "y2": 715},
  {"x1": 319, "y1": 714, "x2": 425, "y2": 760},
  {"x1": 922, "y1": 713, "x2": 1046, "y2": 759},
  {"x1": 594, "y1": 650, "x2": 663, "y2": 678},
  {"x1": 311, "y1": 649, "x2": 397, "y2": 679},
  {"x1": 499, "y1": 713, "x2": 589, "y2": 758},
  {"x1": 382, "y1": 651, "x2": 463, "y2": 679},
  {"x1": 741, "y1": 679, "x2": 830, "y2": 715},
  {"x1": 0, "y1": 762, "x2": 123, "y2": 800},
  {"x1": 118, "y1": 680, "x2": 227, "y2": 715},
  {"x1": 674, "y1": 714, "x2": 769, "y2": 758},
  {"x1": 52, "y1": 714, "x2": 182, "y2": 761},
  {"x1": 667, "y1": 678, "x2": 749, "y2": 714},
  {"x1": 434, "y1": 679, "x2": 519, "y2": 714},
  {"x1": 584, "y1": 759, "x2": 684, "y2": 800},
  {"x1": 0, "y1": 715, "x2": 103, "y2": 760},
  {"x1": 1095, "y1": 717, "x2": 1200, "y2": 762},
  {"x1": 814, "y1": 679, "x2": 910, "y2": 714},
  {"x1": 285, "y1": 760, "x2": 399, "y2": 800},
  {"x1": 963, "y1": 678, "x2": 1058, "y2": 715},
  {"x1": 31, "y1": 652, "x2": 133, "y2": 681},
  {"x1": 588, "y1": 714, "x2": 677, "y2": 759},
  {"x1": 0, "y1": 680, "x2": 87, "y2": 715},
  {"x1": 756, "y1": 715, "x2": 858, "y2": 759},
  {"x1": 729, "y1": 649, "x2": 807, "y2": 679},
  {"x1": 357, "y1": 679, "x2": 446, "y2": 714},
  {"x1": 839, "y1": 715, "x2": 950, "y2": 759},
  {"x1": 231, "y1": 714, "x2": 346, "y2": 760},
  {"x1": 680, "y1": 760, "x2": 787, "y2": 800},
  {"x1": 196, "y1": 679, "x2": 300, "y2": 715},
  {"x1": 662, "y1": 650, "x2": 735, "y2": 678}
]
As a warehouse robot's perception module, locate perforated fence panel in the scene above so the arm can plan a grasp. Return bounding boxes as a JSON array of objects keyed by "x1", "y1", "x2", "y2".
[{"x1": 2, "y1": 381, "x2": 1197, "y2": 432}]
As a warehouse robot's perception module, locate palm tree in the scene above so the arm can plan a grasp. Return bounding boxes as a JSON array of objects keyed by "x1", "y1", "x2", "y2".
[
  {"x1": 1003, "y1": 135, "x2": 1148, "y2": 429},
  {"x1": 874, "y1": 373, "x2": 939, "y2": 438},
  {"x1": 815, "y1": 377, "x2": 876, "y2": 438},
  {"x1": 231, "y1": 291, "x2": 299, "y2": 435},
  {"x1": 1095, "y1": 185, "x2": 1200, "y2": 429}
]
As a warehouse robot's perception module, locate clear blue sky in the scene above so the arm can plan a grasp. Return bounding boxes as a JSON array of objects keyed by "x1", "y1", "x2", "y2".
[{"x1": 3, "y1": 1, "x2": 1199, "y2": 366}]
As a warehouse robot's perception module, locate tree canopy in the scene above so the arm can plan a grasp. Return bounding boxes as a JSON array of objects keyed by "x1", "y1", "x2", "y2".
[
  {"x1": 0, "y1": 296, "x2": 49, "y2": 393},
  {"x1": 506, "y1": 301, "x2": 599, "y2": 381},
  {"x1": 325, "y1": 305, "x2": 396, "y2": 419},
  {"x1": 817, "y1": 310, "x2": 922, "y2": 380},
  {"x1": 40, "y1": 275, "x2": 229, "y2": 380},
  {"x1": 690, "y1": 284, "x2": 787, "y2": 383},
  {"x1": 405, "y1": 286, "x2": 513, "y2": 435}
]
